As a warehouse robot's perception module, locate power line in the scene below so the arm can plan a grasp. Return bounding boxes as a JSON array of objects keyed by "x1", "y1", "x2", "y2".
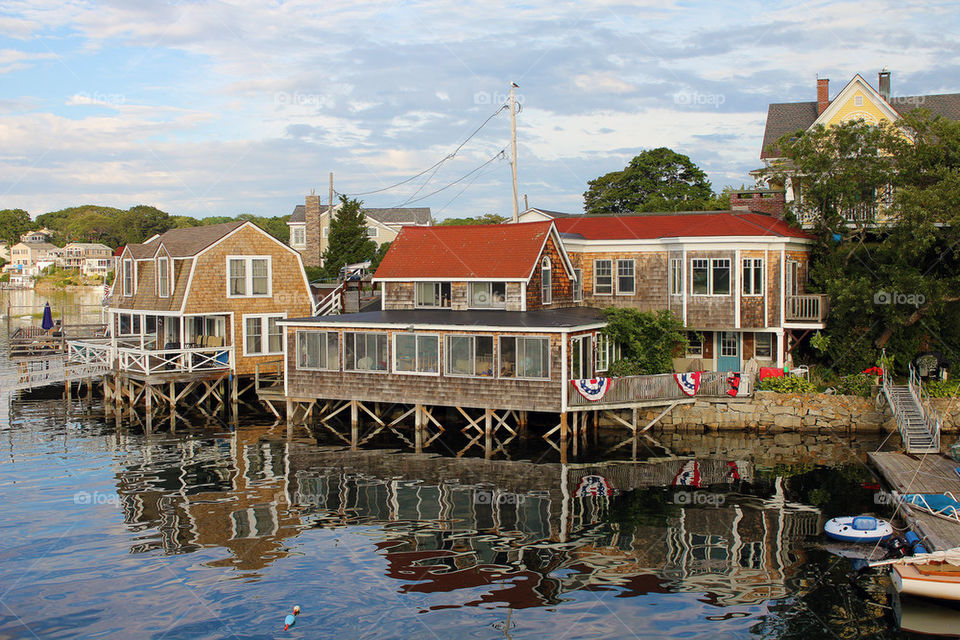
[
  {"x1": 340, "y1": 102, "x2": 509, "y2": 197},
  {"x1": 433, "y1": 159, "x2": 507, "y2": 216},
  {"x1": 390, "y1": 149, "x2": 507, "y2": 208}
]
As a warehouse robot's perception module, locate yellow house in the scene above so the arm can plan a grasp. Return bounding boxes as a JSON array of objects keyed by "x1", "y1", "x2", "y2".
[{"x1": 757, "y1": 71, "x2": 960, "y2": 225}]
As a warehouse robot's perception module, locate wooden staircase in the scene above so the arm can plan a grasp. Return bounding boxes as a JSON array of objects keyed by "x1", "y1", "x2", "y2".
[{"x1": 882, "y1": 362, "x2": 941, "y2": 455}]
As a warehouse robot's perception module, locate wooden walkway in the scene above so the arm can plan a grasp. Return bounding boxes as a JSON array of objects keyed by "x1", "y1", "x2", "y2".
[
  {"x1": 0, "y1": 355, "x2": 109, "y2": 393},
  {"x1": 868, "y1": 452, "x2": 960, "y2": 551}
]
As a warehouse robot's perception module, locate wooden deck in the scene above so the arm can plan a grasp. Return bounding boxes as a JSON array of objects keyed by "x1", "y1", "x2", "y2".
[{"x1": 868, "y1": 452, "x2": 960, "y2": 551}]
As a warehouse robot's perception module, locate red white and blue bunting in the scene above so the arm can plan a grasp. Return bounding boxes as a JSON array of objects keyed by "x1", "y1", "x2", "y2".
[
  {"x1": 674, "y1": 371, "x2": 702, "y2": 397},
  {"x1": 575, "y1": 474, "x2": 617, "y2": 497},
  {"x1": 571, "y1": 377, "x2": 614, "y2": 401}
]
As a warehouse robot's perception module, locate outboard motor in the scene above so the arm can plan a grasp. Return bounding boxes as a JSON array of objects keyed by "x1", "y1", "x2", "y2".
[{"x1": 884, "y1": 535, "x2": 910, "y2": 559}]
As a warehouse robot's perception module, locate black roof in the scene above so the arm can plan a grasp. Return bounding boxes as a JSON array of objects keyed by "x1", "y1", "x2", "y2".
[{"x1": 280, "y1": 307, "x2": 608, "y2": 330}]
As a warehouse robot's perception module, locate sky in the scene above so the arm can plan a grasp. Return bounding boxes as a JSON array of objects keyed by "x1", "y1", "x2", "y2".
[{"x1": 1, "y1": 0, "x2": 958, "y2": 222}]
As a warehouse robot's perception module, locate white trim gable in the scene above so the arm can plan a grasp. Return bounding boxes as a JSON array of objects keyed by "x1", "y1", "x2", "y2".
[
  {"x1": 811, "y1": 74, "x2": 903, "y2": 130},
  {"x1": 524, "y1": 223, "x2": 577, "y2": 284}
]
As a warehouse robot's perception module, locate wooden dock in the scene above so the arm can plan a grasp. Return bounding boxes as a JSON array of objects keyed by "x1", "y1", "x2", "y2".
[{"x1": 868, "y1": 452, "x2": 960, "y2": 551}]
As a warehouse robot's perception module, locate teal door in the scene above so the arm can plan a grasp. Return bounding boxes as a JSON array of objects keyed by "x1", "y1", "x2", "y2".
[{"x1": 717, "y1": 332, "x2": 740, "y2": 372}]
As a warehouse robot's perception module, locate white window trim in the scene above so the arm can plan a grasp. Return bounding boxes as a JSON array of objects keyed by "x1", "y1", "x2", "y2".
[
  {"x1": 122, "y1": 258, "x2": 134, "y2": 297},
  {"x1": 366, "y1": 226, "x2": 378, "y2": 238},
  {"x1": 497, "y1": 334, "x2": 551, "y2": 381},
  {"x1": 242, "y1": 313, "x2": 285, "y2": 357},
  {"x1": 593, "y1": 259, "x2": 613, "y2": 296},
  {"x1": 343, "y1": 331, "x2": 390, "y2": 374},
  {"x1": 392, "y1": 333, "x2": 441, "y2": 377},
  {"x1": 615, "y1": 258, "x2": 635, "y2": 295},
  {"x1": 156, "y1": 256, "x2": 170, "y2": 298},
  {"x1": 541, "y1": 256, "x2": 552, "y2": 305},
  {"x1": 573, "y1": 268, "x2": 583, "y2": 303},
  {"x1": 414, "y1": 282, "x2": 452, "y2": 309},
  {"x1": 295, "y1": 330, "x2": 339, "y2": 371},
  {"x1": 754, "y1": 332, "x2": 773, "y2": 359},
  {"x1": 670, "y1": 258, "x2": 682, "y2": 296},
  {"x1": 690, "y1": 257, "x2": 732, "y2": 297},
  {"x1": 444, "y1": 334, "x2": 496, "y2": 379},
  {"x1": 227, "y1": 255, "x2": 273, "y2": 298},
  {"x1": 467, "y1": 282, "x2": 507, "y2": 309},
  {"x1": 741, "y1": 257, "x2": 764, "y2": 297}
]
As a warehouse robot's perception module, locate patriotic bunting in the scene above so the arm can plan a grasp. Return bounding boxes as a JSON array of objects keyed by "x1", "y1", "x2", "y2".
[
  {"x1": 571, "y1": 377, "x2": 614, "y2": 401},
  {"x1": 674, "y1": 371, "x2": 702, "y2": 397}
]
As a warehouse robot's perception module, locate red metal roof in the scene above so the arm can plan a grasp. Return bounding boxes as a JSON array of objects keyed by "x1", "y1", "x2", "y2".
[
  {"x1": 553, "y1": 211, "x2": 813, "y2": 240},
  {"x1": 374, "y1": 221, "x2": 555, "y2": 279}
]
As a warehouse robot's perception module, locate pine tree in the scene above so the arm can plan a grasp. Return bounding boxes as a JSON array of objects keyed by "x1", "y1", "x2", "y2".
[{"x1": 320, "y1": 196, "x2": 377, "y2": 278}]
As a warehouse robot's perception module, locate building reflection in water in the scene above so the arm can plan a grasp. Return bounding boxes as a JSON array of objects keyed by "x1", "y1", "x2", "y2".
[{"x1": 113, "y1": 424, "x2": 823, "y2": 609}]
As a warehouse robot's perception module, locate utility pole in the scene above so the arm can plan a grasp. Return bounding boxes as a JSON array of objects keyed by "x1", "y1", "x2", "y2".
[
  {"x1": 510, "y1": 82, "x2": 519, "y2": 223},
  {"x1": 325, "y1": 172, "x2": 334, "y2": 256}
]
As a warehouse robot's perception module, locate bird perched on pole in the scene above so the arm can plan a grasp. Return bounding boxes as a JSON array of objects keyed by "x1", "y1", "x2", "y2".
[{"x1": 283, "y1": 605, "x2": 300, "y2": 631}]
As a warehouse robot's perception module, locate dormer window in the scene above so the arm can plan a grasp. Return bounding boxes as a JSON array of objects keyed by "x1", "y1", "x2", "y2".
[
  {"x1": 122, "y1": 258, "x2": 134, "y2": 297},
  {"x1": 541, "y1": 256, "x2": 552, "y2": 305},
  {"x1": 469, "y1": 282, "x2": 506, "y2": 308},
  {"x1": 157, "y1": 256, "x2": 170, "y2": 298}
]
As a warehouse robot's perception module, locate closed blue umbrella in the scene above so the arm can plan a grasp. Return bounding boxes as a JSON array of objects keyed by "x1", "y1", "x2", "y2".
[{"x1": 41, "y1": 303, "x2": 54, "y2": 331}]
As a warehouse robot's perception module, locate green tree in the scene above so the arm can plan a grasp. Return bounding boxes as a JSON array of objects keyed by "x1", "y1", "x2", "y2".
[
  {"x1": 601, "y1": 308, "x2": 688, "y2": 376},
  {"x1": 584, "y1": 148, "x2": 715, "y2": 215},
  {"x1": 765, "y1": 111, "x2": 960, "y2": 372},
  {"x1": 0, "y1": 208, "x2": 38, "y2": 246},
  {"x1": 438, "y1": 213, "x2": 509, "y2": 225},
  {"x1": 320, "y1": 196, "x2": 377, "y2": 278},
  {"x1": 369, "y1": 241, "x2": 391, "y2": 272}
]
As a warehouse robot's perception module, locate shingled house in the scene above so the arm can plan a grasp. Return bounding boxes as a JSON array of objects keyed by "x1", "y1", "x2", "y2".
[
  {"x1": 752, "y1": 70, "x2": 960, "y2": 225},
  {"x1": 287, "y1": 196, "x2": 432, "y2": 267},
  {"x1": 103, "y1": 220, "x2": 312, "y2": 378}
]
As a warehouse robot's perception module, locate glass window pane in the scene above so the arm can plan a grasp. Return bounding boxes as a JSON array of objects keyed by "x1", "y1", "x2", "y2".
[
  {"x1": 345, "y1": 333, "x2": 356, "y2": 369},
  {"x1": 617, "y1": 260, "x2": 634, "y2": 293},
  {"x1": 499, "y1": 337, "x2": 516, "y2": 378},
  {"x1": 230, "y1": 259, "x2": 246, "y2": 295},
  {"x1": 267, "y1": 317, "x2": 282, "y2": 353},
  {"x1": 491, "y1": 283, "x2": 506, "y2": 307},
  {"x1": 252, "y1": 259, "x2": 269, "y2": 295},
  {"x1": 246, "y1": 317, "x2": 261, "y2": 354},
  {"x1": 448, "y1": 336, "x2": 472, "y2": 375},
  {"x1": 326, "y1": 333, "x2": 338, "y2": 370},
  {"x1": 692, "y1": 260, "x2": 709, "y2": 295},
  {"x1": 713, "y1": 260, "x2": 730, "y2": 295},
  {"x1": 375, "y1": 334, "x2": 387, "y2": 370},
  {"x1": 476, "y1": 336, "x2": 493, "y2": 376},
  {"x1": 417, "y1": 336, "x2": 438, "y2": 373},
  {"x1": 595, "y1": 260, "x2": 612, "y2": 294},
  {"x1": 470, "y1": 282, "x2": 490, "y2": 307},
  {"x1": 395, "y1": 334, "x2": 416, "y2": 372}
]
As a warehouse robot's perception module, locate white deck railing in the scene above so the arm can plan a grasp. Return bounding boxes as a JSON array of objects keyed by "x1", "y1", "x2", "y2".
[
  {"x1": 68, "y1": 339, "x2": 233, "y2": 376},
  {"x1": 313, "y1": 282, "x2": 345, "y2": 316}
]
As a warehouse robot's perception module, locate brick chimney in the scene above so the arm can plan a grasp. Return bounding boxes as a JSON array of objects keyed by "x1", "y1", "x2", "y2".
[
  {"x1": 729, "y1": 189, "x2": 786, "y2": 219},
  {"x1": 878, "y1": 70, "x2": 891, "y2": 102},
  {"x1": 304, "y1": 194, "x2": 322, "y2": 267},
  {"x1": 817, "y1": 78, "x2": 830, "y2": 115}
]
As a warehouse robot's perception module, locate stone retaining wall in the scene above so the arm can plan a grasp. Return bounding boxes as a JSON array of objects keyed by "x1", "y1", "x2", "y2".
[{"x1": 633, "y1": 391, "x2": 960, "y2": 433}]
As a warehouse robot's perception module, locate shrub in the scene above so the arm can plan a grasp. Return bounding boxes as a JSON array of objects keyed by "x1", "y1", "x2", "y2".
[
  {"x1": 927, "y1": 379, "x2": 960, "y2": 398},
  {"x1": 834, "y1": 373, "x2": 874, "y2": 397},
  {"x1": 757, "y1": 375, "x2": 818, "y2": 394}
]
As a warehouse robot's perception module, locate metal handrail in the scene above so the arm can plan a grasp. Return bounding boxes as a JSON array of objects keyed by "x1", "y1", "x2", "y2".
[{"x1": 313, "y1": 281, "x2": 345, "y2": 316}]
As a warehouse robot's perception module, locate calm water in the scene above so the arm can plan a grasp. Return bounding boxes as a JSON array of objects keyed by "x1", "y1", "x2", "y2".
[
  {"x1": 0, "y1": 390, "x2": 947, "y2": 640},
  {"x1": 0, "y1": 290, "x2": 950, "y2": 639}
]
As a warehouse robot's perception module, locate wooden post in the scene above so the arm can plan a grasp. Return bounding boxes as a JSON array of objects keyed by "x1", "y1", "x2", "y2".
[
  {"x1": 572, "y1": 412, "x2": 579, "y2": 457},
  {"x1": 484, "y1": 409, "x2": 493, "y2": 460},
  {"x1": 231, "y1": 375, "x2": 238, "y2": 419},
  {"x1": 144, "y1": 385, "x2": 153, "y2": 433},
  {"x1": 415, "y1": 404, "x2": 424, "y2": 453},
  {"x1": 559, "y1": 412, "x2": 569, "y2": 465},
  {"x1": 518, "y1": 411, "x2": 528, "y2": 437},
  {"x1": 114, "y1": 375, "x2": 122, "y2": 415},
  {"x1": 351, "y1": 401, "x2": 359, "y2": 450},
  {"x1": 286, "y1": 399, "x2": 293, "y2": 428}
]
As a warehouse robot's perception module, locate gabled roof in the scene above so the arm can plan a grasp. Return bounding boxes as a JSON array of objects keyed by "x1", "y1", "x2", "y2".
[
  {"x1": 553, "y1": 211, "x2": 813, "y2": 240},
  {"x1": 127, "y1": 221, "x2": 245, "y2": 259},
  {"x1": 287, "y1": 204, "x2": 431, "y2": 226},
  {"x1": 374, "y1": 221, "x2": 568, "y2": 280}
]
